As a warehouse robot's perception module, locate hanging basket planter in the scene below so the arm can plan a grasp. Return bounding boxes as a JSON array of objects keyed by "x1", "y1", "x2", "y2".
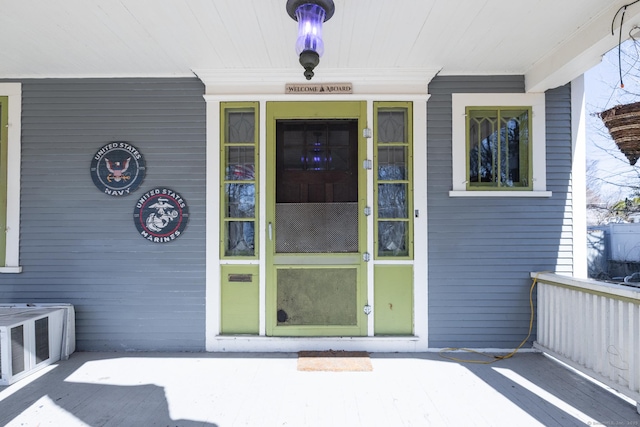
[{"x1": 599, "y1": 101, "x2": 640, "y2": 166}]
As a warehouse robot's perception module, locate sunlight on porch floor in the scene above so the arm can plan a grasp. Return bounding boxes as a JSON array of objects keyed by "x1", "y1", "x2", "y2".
[{"x1": 0, "y1": 351, "x2": 637, "y2": 426}]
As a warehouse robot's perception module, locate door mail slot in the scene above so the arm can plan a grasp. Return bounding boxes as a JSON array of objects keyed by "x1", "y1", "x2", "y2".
[{"x1": 228, "y1": 274, "x2": 253, "y2": 283}]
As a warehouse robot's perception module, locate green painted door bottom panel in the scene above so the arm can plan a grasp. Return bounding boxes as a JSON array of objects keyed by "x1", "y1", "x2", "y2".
[
  {"x1": 374, "y1": 265, "x2": 413, "y2": 335},
  {"x1": 221, "y1": 265, "x2": 259, "y2": 335},
  {"x1": 277, "y1": 268, "x2": 357, "y2": 326},
  {"x1": 269, "y1": 265, "x2": 367, "y2": 337}
]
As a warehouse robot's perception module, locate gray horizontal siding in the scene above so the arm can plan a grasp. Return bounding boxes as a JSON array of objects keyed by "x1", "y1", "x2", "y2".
[
  {"x1": 426, "y1": 76, "x2": 573, "y2": 348},
  {"x1": 0, "y1": 78, "x2": 206, "y2": 351},
  {"x1": 0, "y1": 75, "x2": 574, "y2": 351}
]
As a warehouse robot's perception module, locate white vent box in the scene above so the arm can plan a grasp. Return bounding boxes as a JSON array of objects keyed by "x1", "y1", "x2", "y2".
[{"x1": 0, "y1": 305, "x2": 75, "y2": 385}]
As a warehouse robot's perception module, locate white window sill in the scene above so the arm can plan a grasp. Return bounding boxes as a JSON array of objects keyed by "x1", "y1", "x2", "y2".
[
  {"x1": 0, "y1": 266, "x2": 23, "y2": 274},
  {"x1": 449, "y1": 190, "x2": 553, "y2": 198}
]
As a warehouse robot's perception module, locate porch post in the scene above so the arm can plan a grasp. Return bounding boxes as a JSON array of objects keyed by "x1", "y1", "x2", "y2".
[{"x1": 571, "y1": 75, "x2": 587, "y2": 278}]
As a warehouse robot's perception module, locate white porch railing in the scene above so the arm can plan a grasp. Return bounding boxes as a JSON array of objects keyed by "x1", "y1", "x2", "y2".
[{"x1": 533, "y1": 272, "x2": 640, "y2": 412}]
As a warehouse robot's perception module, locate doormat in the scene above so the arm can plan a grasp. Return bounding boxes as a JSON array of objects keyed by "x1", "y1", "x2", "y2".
[{"x1": 297, "y1": 350, "x2": 373, "y2": 372}]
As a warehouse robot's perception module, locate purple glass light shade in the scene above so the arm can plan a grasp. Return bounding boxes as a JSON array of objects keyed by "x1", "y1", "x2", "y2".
[
  {"x1": 294, "y1": 3, "x2": 326, "y2": 56},
  {"x1": 286, "y1": 0, "x2": 335, "y2": 80}
]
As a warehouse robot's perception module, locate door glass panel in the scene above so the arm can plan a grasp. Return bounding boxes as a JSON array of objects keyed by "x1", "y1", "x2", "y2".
[
  {"x1": 275, "y1": 120, "x2": 358, "y2": 253},
  {"x1": 378, "y1": 221, "x2": 408, "y2": 256},
  {"x1": 225, "y1": 221, "x2": 254, "y2": 256},
  {"x1": 277, "y1": 268, "x2": 357, "y2": 326},
  {"x1": 378, "y1": 183, "x2": 408, "y2": 218},
  {"x1": 378, "y1": 146, "x2": 407, "y2": 180},
  {"x1": 225, "y1": 183, "x2": 255, "y2": 217},
  {"x1": 225, "y1": 147, "x2": 255, "y2": 180},
  {"x1": 224, "y1": 178, "x2": 255, "y2": 257},
  {"x1": 377, "y1": 110, "x2": 406, "y2": 143},
  {"x1": 227, "y1": 111, "x2": 255, "y2": 143}
]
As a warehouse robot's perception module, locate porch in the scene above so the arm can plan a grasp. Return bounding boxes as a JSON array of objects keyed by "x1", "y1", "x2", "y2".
[{"x1": 0, "y1": 350, "x2": 637, "y2": 426}]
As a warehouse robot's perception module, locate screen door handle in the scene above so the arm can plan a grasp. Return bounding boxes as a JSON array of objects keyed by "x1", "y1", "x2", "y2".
[{"x1": 268, "y1": 222, "x2": 273, "y2": 240}]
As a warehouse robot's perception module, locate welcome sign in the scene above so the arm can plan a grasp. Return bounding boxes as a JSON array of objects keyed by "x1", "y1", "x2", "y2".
[{"x1": 285, "y1": 83, "x2": 352, "y2": 94}]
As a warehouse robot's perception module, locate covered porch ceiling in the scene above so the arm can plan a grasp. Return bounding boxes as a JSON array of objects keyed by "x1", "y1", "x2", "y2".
[{"x1": 1, "y1": 0, "x2": 639, "y2": 92}]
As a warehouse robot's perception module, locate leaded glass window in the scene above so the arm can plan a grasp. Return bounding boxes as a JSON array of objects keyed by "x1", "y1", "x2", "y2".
[
  {"x1": 221, "y1": 103, "x2": 258, "y2": 257},
  {"x1": 466, "y1": 107, "x2": 531, "y2": 189},
  {"x1": 374, "y1": 103, "x2": 413, "y2": 258},
  {"x1": 227, "y1": 111, "x2": 255, "y2": 143}
]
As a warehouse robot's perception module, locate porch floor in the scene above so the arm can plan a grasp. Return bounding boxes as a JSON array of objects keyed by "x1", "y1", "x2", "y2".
[{"x1": 0, "y1": 351, "x2": 638, "y2": 426}]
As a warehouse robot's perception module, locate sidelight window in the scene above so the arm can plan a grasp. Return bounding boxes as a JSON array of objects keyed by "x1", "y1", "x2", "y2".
[
  {"x1": 374, "y1": 102, "x2": 413, "y2": 258},
  {"x1": 221, "y1": 103, "x2": 258, "y2": 258}
]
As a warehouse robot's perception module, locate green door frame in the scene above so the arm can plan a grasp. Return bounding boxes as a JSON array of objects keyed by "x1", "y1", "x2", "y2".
[
  {"x1": 0, "y1": 97, "x2": 8, "y2": 265},
  {"x1": 265, "y1": 101, "x2": 368, "y2": 336}
]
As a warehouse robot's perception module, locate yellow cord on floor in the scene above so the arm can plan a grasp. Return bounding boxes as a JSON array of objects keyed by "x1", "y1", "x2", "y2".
[{"x1": 438, "y1": 273, "x2": 541, "y2": 364}]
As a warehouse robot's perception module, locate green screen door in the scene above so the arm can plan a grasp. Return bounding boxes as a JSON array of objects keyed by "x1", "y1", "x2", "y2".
[{"x1": 266, "y1": 102, "x2": 368, "y2": 336}]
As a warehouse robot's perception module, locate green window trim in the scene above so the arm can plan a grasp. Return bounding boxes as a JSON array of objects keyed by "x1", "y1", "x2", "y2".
[
  {"x1": 0, "y1": 96, "x2": 8, "y2": 265},
  {"x1": 220, "y1": 102, "x2": 259, "y2": 259},
  {"x1": 373, "y1": 102, "x2": 413, "y2": 259},
  {"x1": 465, "y1": 106, "x2": 532, "y2": 190}
]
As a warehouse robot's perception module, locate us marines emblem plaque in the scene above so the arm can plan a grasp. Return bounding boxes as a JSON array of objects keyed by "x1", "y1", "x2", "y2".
[
  {"x1": 133, "y1": 188, "x2": 189, "y2": 243},
  {"x1": 90, "y1": 142, "x2": 146, "y2": 196}
]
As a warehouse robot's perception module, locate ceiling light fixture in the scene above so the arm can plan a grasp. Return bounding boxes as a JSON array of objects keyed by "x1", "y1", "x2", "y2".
[{"x1": 286, "y1": 0, "x2": 335, "y2": 80}]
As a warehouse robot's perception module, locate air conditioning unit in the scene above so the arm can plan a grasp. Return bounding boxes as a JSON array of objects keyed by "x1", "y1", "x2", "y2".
[{"x1": 0, "y1": 304, "x2": 75, "y2": 385}]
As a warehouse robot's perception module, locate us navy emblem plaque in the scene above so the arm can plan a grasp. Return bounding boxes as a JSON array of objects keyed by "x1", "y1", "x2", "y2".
[{"x1": 90, "y1": 142, "x2": 146, "y2": 196}]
